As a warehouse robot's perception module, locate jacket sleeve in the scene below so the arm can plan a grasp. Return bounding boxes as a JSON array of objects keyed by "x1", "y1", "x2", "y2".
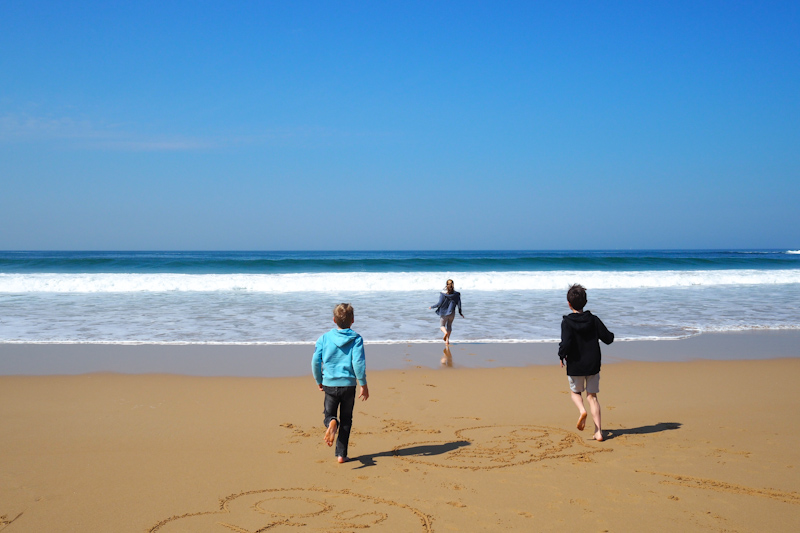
[
  {"x1": 457, "y1": 294, "x2": 462, "y2": 314},
  {"x1": 312, "y1": 336, "x2": 324, "y2": 385},
  {"x1": 596, "y1": 317, "x2": 614, "y2": 345},
  {"x1": 557, "y1": 319, "x2": 572, "y2": 361},
  {"x1": 351, "y1": 335, "x2": 367, "y2": 386}
]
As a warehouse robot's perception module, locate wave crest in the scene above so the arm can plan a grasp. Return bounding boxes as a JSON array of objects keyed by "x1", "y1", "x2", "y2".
[{"x1": 1, "y1": 269, "x2": 800, "y2": 293}]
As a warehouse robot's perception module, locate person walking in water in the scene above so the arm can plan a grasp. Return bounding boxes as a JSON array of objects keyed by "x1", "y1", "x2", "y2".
[{"x1": 430, "y1": 279, "x2": 464, "y2": 344}]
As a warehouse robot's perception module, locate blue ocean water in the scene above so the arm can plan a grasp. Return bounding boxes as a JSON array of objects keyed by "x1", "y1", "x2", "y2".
[{"x1": 0, "y1": 250, "x2": 798, "y2": 344}]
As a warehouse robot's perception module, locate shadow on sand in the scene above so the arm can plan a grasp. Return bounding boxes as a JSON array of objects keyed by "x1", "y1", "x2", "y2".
[
  {"x1": 353, "y1": 440, "x2": 471, "y2": 469},
  {"x1": 604, "y1": 422, "x2": 682, "y2": 440}
]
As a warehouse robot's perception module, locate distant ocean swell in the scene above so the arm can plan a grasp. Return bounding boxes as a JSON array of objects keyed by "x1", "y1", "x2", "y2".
[
  {"x1": 2, "y1": 269, "x2": 800, "y2": 293},
  {"x1": 1, "y1": 250, "x2": 798, "y2": 274}
]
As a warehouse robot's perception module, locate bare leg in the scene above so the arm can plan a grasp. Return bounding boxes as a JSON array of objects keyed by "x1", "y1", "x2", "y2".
[
  {"x1": 570, "y1": 392, "x2": 587, "y2": 430},
  {"x1": 587, "y1": 393, "x2": 603, "y2": 441},
  {"x1": 324, "y1": 419, "x2": 338, "y2": 447},
  {"x1": 440, "y1": 326, "x2": 448, "y2": 342}
]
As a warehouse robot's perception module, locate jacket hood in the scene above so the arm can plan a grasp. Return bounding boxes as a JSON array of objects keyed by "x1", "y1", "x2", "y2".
[
  {"x1": 563, "y1": 311, "x2": 595, "y2": 332},
  {"x1": 330, "y1": 328, "x2": 360, "y2": 348},
  {"x1": 440, "y1": 291, "x2": 460, "y2": 300}
]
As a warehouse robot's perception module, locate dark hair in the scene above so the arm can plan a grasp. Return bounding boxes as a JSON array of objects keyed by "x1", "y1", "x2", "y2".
[
  {"x1": 445, "y1": 279, "x2": 455, "y2": 294},
  {"x1": 567, "y1": 284, "x2": 587, "y2": 311},
  {"x1": 333, "y1": 303, "x2": 354, "y2": 328}
]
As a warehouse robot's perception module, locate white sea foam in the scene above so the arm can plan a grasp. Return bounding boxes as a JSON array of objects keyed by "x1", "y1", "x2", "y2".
[
  {"x1": 1, "y1": 269, "x2": 800, "y2": 293},
  {"x1": 1, "y1": 282, "x2": 798, "y2": 345},
  {"x1": 787, "y1": 250, "x2": 800, "y2": 254},
  {"x1": 1, "y1": 328, "x2": 797, "y2": 345}
]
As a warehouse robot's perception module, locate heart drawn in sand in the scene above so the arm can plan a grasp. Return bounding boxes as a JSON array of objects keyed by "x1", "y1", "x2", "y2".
[{"x1": 149, "y1": 487, "x2": 432, "y2": 532}]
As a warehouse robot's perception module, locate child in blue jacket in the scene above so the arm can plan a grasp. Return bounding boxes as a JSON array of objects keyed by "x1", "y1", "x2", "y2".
[{"x1": 312, "y1": 303, "x2": 369, "y2": 463}]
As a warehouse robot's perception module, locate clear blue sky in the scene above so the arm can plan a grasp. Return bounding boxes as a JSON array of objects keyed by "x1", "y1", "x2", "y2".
[{"x1": 1, "y1": 1, "x2": 798, "y2": 250}]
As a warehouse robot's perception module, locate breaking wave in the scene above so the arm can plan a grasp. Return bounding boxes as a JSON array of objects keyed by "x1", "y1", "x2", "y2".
[{"x1": 2, "y1": 269, "x2": 800, "y2": 293}]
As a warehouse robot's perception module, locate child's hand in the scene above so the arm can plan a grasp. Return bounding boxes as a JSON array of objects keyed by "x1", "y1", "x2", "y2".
[
  {"x1": 559, "y1": 359, "x2": 564, "y2": 368},
  {"x1": 359, "y1": 384, "x2": 370, "y2": 401},
  {"x1": 318, "y1": 383, "x2": 324, "y2": 391}
]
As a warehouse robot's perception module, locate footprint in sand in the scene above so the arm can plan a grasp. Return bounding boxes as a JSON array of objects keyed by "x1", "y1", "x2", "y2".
[
  {"x1": 1, "y1": 513, "x2": 23, "y2": 531},
  {"x1": 359, "y1": 416, "x2": 443, "y2": 436},
  {"x1": 149, "y1": 488, "x2": 432, "y2": 532},
  {"x1": 279, "y1": 423, "x2": 312, "y2": 439}
]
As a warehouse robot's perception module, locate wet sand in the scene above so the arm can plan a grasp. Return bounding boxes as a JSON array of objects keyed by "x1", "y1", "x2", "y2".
[
  {"x1": 2, "y1": 330, "x2": 799, "y2": 377},
  {"x1": 1, "y1": 334, "x2": 799, "y2": 531}
]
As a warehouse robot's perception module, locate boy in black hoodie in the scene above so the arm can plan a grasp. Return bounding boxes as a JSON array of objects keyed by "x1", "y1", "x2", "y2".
[{"x1": 558, "y1": 284, "x2": 614, "y2": 441}]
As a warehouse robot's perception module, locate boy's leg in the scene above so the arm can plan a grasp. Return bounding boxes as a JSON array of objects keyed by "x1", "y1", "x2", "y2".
[
  {"x1": 570, "y1": 392, "x2": 587, "y2": 430},
  {"x1": 335, "y1": 386, "x2": 357, "y2": 460},
  {"x1": 322, "y1": 387, "x2": 340, "y2": 447},
  {"x1": 567, "y1": 375, "x2": 588, "y2": 430},
  {"x1": 586, "y1": 393, "x2": 602, "y2": 441},
  {"x1": 585, "y1": 374, "x2": 603, "y2": 441}
]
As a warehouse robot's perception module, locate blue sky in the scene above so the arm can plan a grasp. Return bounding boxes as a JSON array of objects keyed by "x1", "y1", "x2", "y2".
[{"x1": 1, "y1": 1, "x2": 798, "y2": 250}]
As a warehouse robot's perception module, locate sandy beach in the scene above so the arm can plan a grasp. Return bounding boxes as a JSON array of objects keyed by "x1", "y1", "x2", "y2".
[
  {"x1": 4, "y1": 0, "x2": 799, "y2": 530},
  {"x1": 2, "y1": 336, "x2": 800, "y2": 532}
]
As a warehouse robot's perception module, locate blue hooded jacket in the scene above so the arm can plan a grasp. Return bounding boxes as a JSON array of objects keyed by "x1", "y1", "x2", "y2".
[
  {"x1": 432, "y1": 291, "x2": 462, "y2": 317},
  {"x1": 312, "y1": 328, "x2": 367, "y2": 387}
]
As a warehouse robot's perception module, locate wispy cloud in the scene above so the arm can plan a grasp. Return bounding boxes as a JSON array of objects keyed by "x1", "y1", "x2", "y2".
[
  {"x1": 0, "y1": 112, "x2": 397, "y2": 152},
  {"x1": 0, "y1": 114, "x2": 106, "y2": 140},
  {"x1": 84, "y1": 139, "x2": 219, "y2": 151},
  {"x1": 0, "y1": 113, "x2": 218, "y2": 152}
]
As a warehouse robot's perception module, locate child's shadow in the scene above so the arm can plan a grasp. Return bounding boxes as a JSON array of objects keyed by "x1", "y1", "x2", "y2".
[
  {"x1": 353, "y1": 440, "x2": 471, "y2": 469},
  {"x1": 604, "y1": 422, "x2": 681, "y2": 440}
]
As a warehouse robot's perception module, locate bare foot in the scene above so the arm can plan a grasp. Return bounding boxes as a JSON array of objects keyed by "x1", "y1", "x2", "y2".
[
  {"x1": 577, "y1": 412, "x2": 587, "y2": 431},
  {"x1": 592, "y1": 430, "x2": 604, "y2": 442},
  {"x1": 337, "y1": 456, "x2": 348, "y2": 463},
  {"x1": 324, "y1": 420, "x2": 338, "y2": 447}
]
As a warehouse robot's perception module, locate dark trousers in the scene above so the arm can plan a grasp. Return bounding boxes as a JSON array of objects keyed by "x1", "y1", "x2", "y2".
[{"x1": 322, "y1": 385, "x2": 356, "y2": 458}]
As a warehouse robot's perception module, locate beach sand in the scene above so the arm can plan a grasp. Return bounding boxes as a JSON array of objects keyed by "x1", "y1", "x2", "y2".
[{"x1": 1, "y1": 338, "x2": 800, "y2": 531}]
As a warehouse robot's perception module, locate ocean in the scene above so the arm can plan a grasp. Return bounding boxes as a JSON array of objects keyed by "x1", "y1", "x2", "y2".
[{"x1": 0, "y1": 250, "x2": 799, "y2": 345}]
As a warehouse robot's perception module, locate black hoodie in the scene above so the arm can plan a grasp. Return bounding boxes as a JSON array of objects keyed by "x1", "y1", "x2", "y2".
[{"x1": 558, "y1": 311, "x2": 614, "y2": 376}]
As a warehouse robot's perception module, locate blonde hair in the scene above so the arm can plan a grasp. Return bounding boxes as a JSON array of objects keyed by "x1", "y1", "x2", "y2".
[
  {"x1": 445, "y1": 279, "x2": 455, "y2": 294},
  {"x1": 333, "y1": 303, "x2": 354, "y2": 328}
]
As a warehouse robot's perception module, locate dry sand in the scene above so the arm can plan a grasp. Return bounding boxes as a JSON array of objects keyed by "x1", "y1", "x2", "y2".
[{"x1": 1, "y1": 345, "x2": 800, "y2": 531}]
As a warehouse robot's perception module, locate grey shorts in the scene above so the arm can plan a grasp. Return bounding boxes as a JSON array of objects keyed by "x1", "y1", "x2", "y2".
[
  {"x1": 568, "y1": 373, "x2": 600, "y2": 394},
  {"x1": 439, "y1": 313, "x2": 455, "y2": 332}
]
